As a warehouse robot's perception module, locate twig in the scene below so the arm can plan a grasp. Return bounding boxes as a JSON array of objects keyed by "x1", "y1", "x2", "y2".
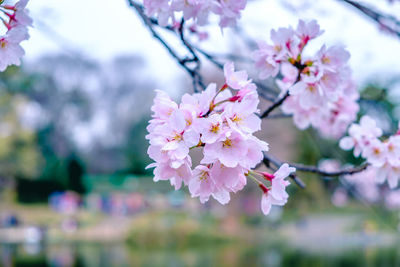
[
  {"x1": 128, "y1": 0, "x2": 205, "y2": 92},
  {"x1": 263, "y1": 152, "x2": 369, "y2": 177},
  {"x1": 178, "y1": 19, "x2": 205, "y2": 92},
  {"x1": 341, "y1": 0, "x2": 400, "y2": 39},
  {"x1": 260, "y1": 91, "x2": 290, "y2": 118},
  {"x1": 262, "y1": 154, "x2": 306, "y2": 189},
  {"x1": 264, "y1": 113, "x2": 292, "y2": 119}
]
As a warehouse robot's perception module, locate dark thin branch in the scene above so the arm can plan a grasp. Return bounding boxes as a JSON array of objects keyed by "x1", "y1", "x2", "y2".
[
  {"x1": 341, "y1": 0, "x2": 400, "y2": 39},
  {"x1": 128, "y1": 1, "x2": 278, "y2": 100},
  {"x1": 178, "y1": 19, "x2": 205, "y2": 92},
  {"x1": 260, "y1": 70, "x2": 304, "y2": 119},
  {"x1": 260, "y1": 91, "x2": 290, "y2": 118},
  {"x1": 292, "y1": 162, "x2": 369, "y2": 177},
  {"x1": 128, "y1": 0, "x2": 205, "y2": 92},
  {"x1": 264, "y1": 113, "x2": 292, "y2": 119},
  {"x1": 263, "y1": 152, "x2": 369, "y2": 178},
  {"x1": 129, "y1": 2, "x2": 180, "y2": 65},
  {"x1": 193, "y1": 46, "x2": 253, "y2": 63},
  {"x1": 289, "y1": 174, "x2": 306, "y2": 189},
  {"x1": 262, "y1": 154, "x2": 306, "y2": 189}
]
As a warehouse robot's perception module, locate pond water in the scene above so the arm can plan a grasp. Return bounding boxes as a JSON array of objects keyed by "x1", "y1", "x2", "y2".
[{"x1": 1, "y1": 242, "x2": 400, "y2": 267}]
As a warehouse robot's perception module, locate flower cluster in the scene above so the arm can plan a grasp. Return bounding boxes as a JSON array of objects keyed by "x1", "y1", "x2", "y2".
[
  {"x1": 0, "y1": 0, "x2": 32, "y2": 71},
  {"x1": 143, "y1": 0, "x2": 247, "y2": 28},
  {"x1": 253, "y1": 20, "x2": 359, "y2": 138},
  {"x1": 340, "y1": 115, "x2": 400, "y2": 189},
  {"x1": 146, "y1": 62, "x2": 295, "y2": 215}
]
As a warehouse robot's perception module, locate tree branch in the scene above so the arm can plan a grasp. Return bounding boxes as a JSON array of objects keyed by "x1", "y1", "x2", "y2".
[
  {"x1": 128, "y1": 1, "x2": 278, "y2": 101},
  {"x1": 261, "y1": 153, "x2": 306, "y2": 189},
  {"x1": 263, "y1": 152, "x2": 369, "y2": 177},
  {"x1": 128, "y1": 0, "x2": 205, "y2": 92},
  {"x1": 260, "y1": 91, "x2": 290, "y2": 118},
  {"x1": 341, "y1": 0, "x2": 400, "y2": 39}
]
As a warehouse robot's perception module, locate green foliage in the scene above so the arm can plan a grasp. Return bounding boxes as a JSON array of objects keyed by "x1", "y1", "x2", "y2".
[{"x1": 125, "y1": 116, "x2": 152, "y2": 175}]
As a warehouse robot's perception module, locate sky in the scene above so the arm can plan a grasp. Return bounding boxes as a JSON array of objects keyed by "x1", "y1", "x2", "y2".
[{"x1": 22, "y1": 0, "x2": 400, "y2": 88}]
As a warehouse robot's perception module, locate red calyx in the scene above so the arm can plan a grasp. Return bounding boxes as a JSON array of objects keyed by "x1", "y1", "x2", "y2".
[
  {"x1": 220, "y1": 83, "x2": 228, "y2": 91},
  {"x1": 259, "y1": 183, "x2": 269, "y2": 194},
  {"x1": 259, "y1": 172, "x2": 275, "y2": 181}
]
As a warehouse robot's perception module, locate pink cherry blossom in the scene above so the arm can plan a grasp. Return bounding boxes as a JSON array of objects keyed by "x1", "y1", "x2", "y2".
[
  {"x1": 362, "y1": 139, "x2": 386, "y2": 167},
  {"x1": 296, "y1": 19, "x2": 323, "y2": 49},
  {"x1": 188, "y1": 165, "x2": 216, "y2": 203},
  {"x1": 0, "y1": 27, "x2": 28, "y2": 71},
  {"x1": 385, "y1": 135, "x2": 400, "y2": 165},
  {"x1": 203, "y1": 130, "x2": 249, "y2": 168},
  {"x1": 223, "y1": 61, "x2": 251, "y2": 90},
  {"x1": 340, "y1": 115, "x2": 383, "y2": 157},
  {"x1": 194, "y1": 113, "x2": 225, "y2": 144},
  {"x1": 9, "y1": 0, "x2": 33, "y2": 28},
  {"x1": 252, "y1": 42, "x2": 281, "y2": 79},
  {"x1": 260, "y1": 163, "x2": 295, "y2": 215},
  {"x1": 158, "y1": 109, "x2": 199, "y2": 160},
  {"x1": 223, "y1": 94, "x2": 261, "y2": 134},
  {"x1": 0, "y1": 0, "x2": 32, "y2": 72},
  {"x1": 210, "y1": 161, "x2": 246, "y2": 193},
  {"x1": 144, "y1": 0, "x2": 172, "y2": 26},
  {"x1": 376, "y1": 163, "x2": 400, "y2": 189},
  {"x1": 151, "y1": 159, "x2": 192, "y2": 190},
  {"x1": 151, "y1": 90, "x2": 178, "y2": 121},
  {"x1": 212, "y1": 0, "x2": 247, "y2": 28},
  {"x1": 317, "y1": 45, "x2": 350, "y2": 72}
]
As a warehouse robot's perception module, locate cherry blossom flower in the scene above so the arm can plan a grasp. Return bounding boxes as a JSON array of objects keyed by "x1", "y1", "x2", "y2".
[
  {"x1": 259, "y1": 163, "x2": 295, "y2": 215},
  {"x1": 143, "y1": 0, "x2": 172, "y2": 26},
  {"x1": 362, "y1": 139, "x2": 386, "y2": 167},
  {"x1": 0, "y1": 27, "x2": 27, "y2": 71},
  {"x1": 188, "y1": 165, "x2": 216, "y2": 203},
  {"x1": 296, "y1": 19, "x2": 323, "y2": 49},
  {"x1": 339, "y1": 115, "x2": 383, "y2": 157},
  {"x1": 9, "y1": 0, "x2": 33, "y2": 28},
  {"x1": 0, "y1": 0, "x2": 32, "y2": 71},
  {"x1": 203, "y1": 130, "x2": 249, "y2": 168},
  {"x1": 223, "y1": 61, "x2": 251, "y2": 90},
  {"x1": 212, "y1": 0, "x2": 247, "y2": 28}
]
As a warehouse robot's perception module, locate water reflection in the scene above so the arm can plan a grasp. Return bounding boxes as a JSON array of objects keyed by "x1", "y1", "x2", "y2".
[{"x1": 1, "y1": 242, "x2": 400, "y2": 267}]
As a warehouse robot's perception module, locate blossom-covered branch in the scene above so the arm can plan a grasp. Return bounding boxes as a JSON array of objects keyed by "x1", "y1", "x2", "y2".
[
  {"x1": 146, "y1": 60, "x2": 301, "y2": 215},
  {"x1": 340, "y1": 116, "x2": 400, "y2": 188},
  {"x1": 138, "y1": 1, "x2": 399, "y2": 216},
  {"x1": 253, "y1": 20, "x2": 359, "y2": 137}
]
